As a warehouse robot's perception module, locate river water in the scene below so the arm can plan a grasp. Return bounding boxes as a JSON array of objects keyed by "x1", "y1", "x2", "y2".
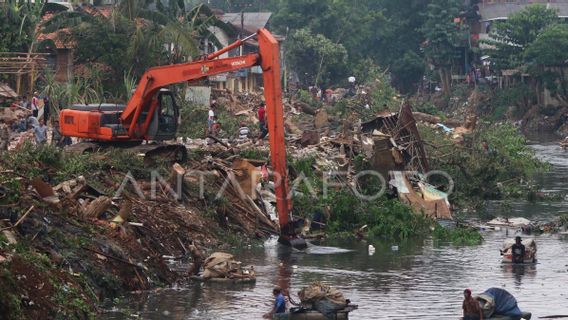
[{"x1": 103, "y1": 142, "x2": 568, "y2": 319}]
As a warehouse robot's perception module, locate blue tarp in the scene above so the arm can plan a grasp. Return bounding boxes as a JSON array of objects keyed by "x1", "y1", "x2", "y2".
[{"x1": 483, "y1": 288, "x2": 522, "y2": 317}]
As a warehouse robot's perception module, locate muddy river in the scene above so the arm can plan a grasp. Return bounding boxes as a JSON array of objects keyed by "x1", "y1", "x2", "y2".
[{"x1": 103, "y1": 142, "x2": 568, "y2": 319}]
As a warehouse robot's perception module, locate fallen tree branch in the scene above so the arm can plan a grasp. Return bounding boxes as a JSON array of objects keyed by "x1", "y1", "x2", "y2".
[
  {"x1": 82, "y1": 246, "x2": 145, "y2": 269},
  {"x1": 0, "y1": 205, "x2": 35, "y2": 231}
]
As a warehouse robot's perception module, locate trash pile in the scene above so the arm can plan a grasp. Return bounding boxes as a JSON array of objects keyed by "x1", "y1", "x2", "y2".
[
  {"x1": 186, "y1": 96, "x2": 455, "y2": 220},
  {"x1": 199, "y1": 252, "x2": 255, "y2": 281},
  {"x1": 476, "y1": 288, "x2": 531, "y2": 320},
  {"x1": 296, "y1": 282, "x2": 350, "y2": 319}
]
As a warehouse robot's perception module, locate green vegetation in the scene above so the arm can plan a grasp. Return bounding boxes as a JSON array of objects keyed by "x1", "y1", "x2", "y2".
[
  {"x1": 484, "y1": 83, "x2": 534, "y2": 121},
  {"x1": 177, "y1": 100, "x2": 251, "y2": 140},
  {"x1": 421, "y1": 123, "x2": 548, "y2": 208},
  {"x1": 421, "y1": 0, "x2": 468, "y2": 94},
  {"x1": 286, "y1": 28, "x2": 348, "y2": 86},
  {"x1": 40, "y1": 3, "x2": 222, "y2": 98},
  {"x1": 0, "y1": 268, "x2": 23, "y2": 319},
  {"x1": 486, "y1": 4, "x2": 568, "y2": 106},
  {"x1": 485, "y1": 4, "x2": 559, "y2": 71},
  {"x1": 0, "y1": 0, "x2": 44, "y2": 53},
  {"x1": 269, "y1": 0, "x2": 433, "y2": 92},
  {"x1": 289, "y1": 157, "x2": 481, "y2": 244},
  {"x1": 0, "y1": 143, "x2": 166, "y2": 190},
  {"x1": 239, "y1": 148, "x2": 269, "y2": 161},
  {"x1": 432, "y1": 225, "x2": 483, "y2": 245},
  {"x1": 0, "y1": 240, "x2": 97, "y2": 319}
]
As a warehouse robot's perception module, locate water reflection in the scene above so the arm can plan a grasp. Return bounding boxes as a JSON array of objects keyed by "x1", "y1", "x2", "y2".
[{"x1": 501, "y1": 263, "x2": 537, "y2": 289}]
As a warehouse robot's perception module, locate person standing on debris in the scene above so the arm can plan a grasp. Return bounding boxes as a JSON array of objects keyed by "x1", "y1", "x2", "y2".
[
  {"x1": 43, "y1": 96, "x2": 50, "y2": 123},
  {"x1": 462, "y1": 289, "x2": 483, "y2": 320},
  {"x1": 12, "y1": 115, "x2": 27, "y2": 133},
  {"x1": 0, "y1": 118, "x2": 11, "y2": 153},
  {"x1": 257, "y1": 102, "x2": 268, "y2": 145},
  {"x1": 27, "y1": 115, "x2": 39, "y2": 129},
  {"x1": 31, "y1": 92, "x2": 39, "y2": 118},
  {"x1": 208, "y1": 100, "x2": 216, "y2": 134},
  {"x1": 52, "y1": 119, "x2": 72, "y2": 147},
  {"x1": 263, "y1": 287, "x2": 287, "y2": 319},
  {"x1": 512, "y1": 236, "x2": 525, "y2": 264},
  {"x1": 348, "y1": 76, "x2": 356, "y2": 96},
  {"x1": 238, "y1": 121, "x2": 250, "y2": 140},
  {"x1": 34, "y1": 119, "x2": 48, "y2": 145},
  {"x1": 21, "y1": 96, "x2": 29, "y2": 111},
  {"x1": 211, "y1": 116, "x2": 221, "y2": 137}
]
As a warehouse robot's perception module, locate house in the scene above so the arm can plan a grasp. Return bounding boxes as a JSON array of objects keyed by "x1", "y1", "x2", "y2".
[
  {"x1": 36, "y1": 12, "x2": 74, "y2": 83},
  {"x1": 475, "y1": 0, "x2": 568, "y2": 43},
  {"x1": 206, "y1": 12, "x2": 284, "y2": 93}
]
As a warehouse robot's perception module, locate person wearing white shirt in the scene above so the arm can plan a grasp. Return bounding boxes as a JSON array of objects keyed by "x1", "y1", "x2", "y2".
[{"x1": 208, "y1": 100, "x2": 216, "y2": 132}]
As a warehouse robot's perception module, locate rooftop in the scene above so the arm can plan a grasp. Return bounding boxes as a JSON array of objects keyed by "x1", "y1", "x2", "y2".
[{"x1": 218, "y1": 12, "x2": 272, "y2": 34}]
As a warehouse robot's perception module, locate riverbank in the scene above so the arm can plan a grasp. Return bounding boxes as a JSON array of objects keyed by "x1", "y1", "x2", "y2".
[{"x1": 0, "y1": 144, "x2": 276, "y2": 319}]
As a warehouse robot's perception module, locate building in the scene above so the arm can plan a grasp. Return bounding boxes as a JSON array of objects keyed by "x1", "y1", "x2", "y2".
[
  {"x1": 206, "y1": 12, "x2": 283, "y2": 93},
  {"x1": 475, "y1": 0, "x2": 568, "y2": 42}
]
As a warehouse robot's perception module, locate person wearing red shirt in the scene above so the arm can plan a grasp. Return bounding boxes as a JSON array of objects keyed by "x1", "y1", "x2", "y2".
[{"x1": 257, "y1": 102, "x2": 268, "y2": 145}]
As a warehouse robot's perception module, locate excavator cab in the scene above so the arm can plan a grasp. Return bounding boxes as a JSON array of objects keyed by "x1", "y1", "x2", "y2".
[{"x1": 144, "y1": 89, "x2": 179, "y2": 141}]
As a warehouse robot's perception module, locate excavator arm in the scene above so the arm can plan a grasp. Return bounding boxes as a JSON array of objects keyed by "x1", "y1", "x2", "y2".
[{"x1": 120, "y1": 56, "x2": 259, "y2": 137}]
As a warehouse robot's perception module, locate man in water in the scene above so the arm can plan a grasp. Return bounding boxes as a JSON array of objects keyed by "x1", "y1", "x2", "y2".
[
  {"x1": 263, "y1": 287, "x2": 286, "y2": 319},
  {"x1": 512, "y1": 236, "x2": 525, "y2": 264},
  {"x1": 463, "y1": 289, "x2": 483, "y2": 320}
]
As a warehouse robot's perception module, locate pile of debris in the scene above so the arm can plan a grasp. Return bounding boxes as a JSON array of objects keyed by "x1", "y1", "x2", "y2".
[
  {"x1": 0, "y1": 147, "x2": 278, "y2": 318},
  {"x1": 188, "y1": 98, "x2": 455, "y2": 220}
]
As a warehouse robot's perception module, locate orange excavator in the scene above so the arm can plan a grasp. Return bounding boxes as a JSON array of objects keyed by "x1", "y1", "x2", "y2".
[{"x1": 59, "y1": 29, "x2": 306, "y2": 249}]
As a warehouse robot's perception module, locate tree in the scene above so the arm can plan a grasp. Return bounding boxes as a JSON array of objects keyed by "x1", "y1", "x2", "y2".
[
  {"x1": 267, "y1": 0, "x2": 431, "y2": 92},
  {"x1": 486, "y1": 4, "x2": 559, "y2": 71},
  {"x1": 41, "y1": 2, "x2": 221, "y2": 97},
  {"x1": 368, "y1": 0, "x2": 429, "y2": 93},
  {"x1": 525, "y1": 23, "x2": 568, "y2": 104},
  {"x1": 421, "y1": 0, "x2": 466, "y2": 95},
  {"x1": 286, "y1": 28, "x2": 348, "y2": 86},
  {"x1": 0, "y1": 0, "x2": 45, "y2": 53}
]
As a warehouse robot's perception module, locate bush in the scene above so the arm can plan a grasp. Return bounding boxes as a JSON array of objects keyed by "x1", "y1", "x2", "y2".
[
  {"x1": 177, "y1": 100, "x2": 247, "y2": 140},
  {"x1": 0, "y1": 144, "x2": 162, "y2": 186},
  {"x1": 487, "y1": 83, "x2": 534, "y2": 121},
  {"x1": 421, "y1": 122, "x2": 547, "y2": 207},
  {"x1": 432, "y1": 225, "x2": 483, "y2": 245}
]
